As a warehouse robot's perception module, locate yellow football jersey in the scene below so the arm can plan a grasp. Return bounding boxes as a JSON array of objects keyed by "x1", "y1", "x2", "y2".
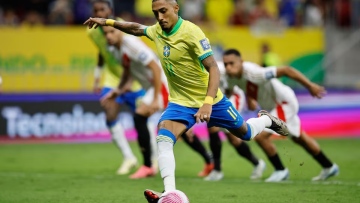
[{"x1": 144, "y1": 17, "x2": 223, "y2": 108}]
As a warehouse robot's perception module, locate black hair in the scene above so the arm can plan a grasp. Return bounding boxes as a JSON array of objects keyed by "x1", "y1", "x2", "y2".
[
  {"x1": 152, "y1": 0, "x2": 178, "y2": 3},
  {"x1": 92, "y1": 0, "x2": 112, "y2": 8},
  {"x1": 223, "y1": 49, "x2": 241, "y2": 57}
]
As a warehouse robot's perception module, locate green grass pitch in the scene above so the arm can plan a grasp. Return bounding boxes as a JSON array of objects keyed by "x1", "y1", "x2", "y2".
[{"x1": 0, "y1": 138, "x2": 359, "y2": 203}]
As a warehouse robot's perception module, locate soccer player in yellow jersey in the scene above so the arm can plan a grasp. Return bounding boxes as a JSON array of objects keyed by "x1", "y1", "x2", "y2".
[{"x1": 85, "y1": 0, "x2": 289, "y2": 201}]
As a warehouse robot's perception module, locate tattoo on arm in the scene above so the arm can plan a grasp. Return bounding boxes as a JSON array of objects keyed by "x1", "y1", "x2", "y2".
[
  {"x1": 202, "y1": 55, "x2": 220, "y2": 98},
  {"x1": 202, "y1": 56, "x2": 218, "y2": 72},
  {"x1": 113, "y1": 21, "x2": 147, "y2": 36}
]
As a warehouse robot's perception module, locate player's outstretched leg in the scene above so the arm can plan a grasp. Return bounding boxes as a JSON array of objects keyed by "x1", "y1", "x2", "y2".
[
  {"x1": 181, "y1": 130, "x2": 214, "y2": 177},
  {"x1": 291, "y1": 131, "x2": 339, "y2": 181},
  {"x1": 209, "y1": 98, "x2": 288, "y2": 141},
  {"x1": 229, "y1": 110, "x2": 289, "y2": 141},
  {"x1": 226, "y1": 132, "x2": 266, "y2": 180},
  {"x1": 258, "y1": 110, "x2": 290, "y2": 136}
]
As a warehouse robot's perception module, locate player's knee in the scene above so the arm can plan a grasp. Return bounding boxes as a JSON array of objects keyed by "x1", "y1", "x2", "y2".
[
  {"x1": 254, "y1": 135, "x2": 263, "y2": 144},
  {"x1": 229, "y1": 123, "x2": 250, "y2": 140},
  {"x1": 182, "y1": 130, "x2": 193, "y2": 143},
  {"x1": 104, "y1": 110, "x2": 117, "y2": 121},
  {"x1": 208, "y1": 127, "x2": 219, "y2": 134},
  {"x1": 135, "y1": 103, "x2": 151, "y2": 117},
  {"x1": 104, "y1": 106, "x2": 119, "y2": 121},
  {"x1": 229, "y1": 138, "x2": 239, "y2": 146},
  {"x1": 157, "y1": 128, "x2": 177, "y2": 145},
  {"x1": 185, "y1": 128, "x2": 193, "y2": 137},
  {"x1": 157, "y1": 121, "x2": 166, "y2": 130}
]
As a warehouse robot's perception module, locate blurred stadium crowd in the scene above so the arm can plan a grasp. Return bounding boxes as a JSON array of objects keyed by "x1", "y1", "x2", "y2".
[{"x1": 0, "y1": 0, "x2": 359, "y2": 28}]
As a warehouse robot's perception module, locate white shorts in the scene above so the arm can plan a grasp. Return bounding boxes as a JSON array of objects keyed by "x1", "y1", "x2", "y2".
[
  {"x1": 228, "y1": 86, "x2": 246, "y2": 113},
  {"x1": 141, "y1": 83, "x2": 169, "y2": 110},
  {"x1": 264, "y1": 96, "x2": 301, "y2": 137}
]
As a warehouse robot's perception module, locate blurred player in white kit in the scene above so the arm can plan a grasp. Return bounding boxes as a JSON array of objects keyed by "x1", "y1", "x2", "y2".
[{"x1": 223, "y1": 48, "x2": 339, "y2": 182}]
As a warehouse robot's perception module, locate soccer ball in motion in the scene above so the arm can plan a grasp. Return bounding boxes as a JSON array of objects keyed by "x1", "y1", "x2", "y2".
[{"x1": 158, "y1": 190, "x2": 190, "y2": 203}]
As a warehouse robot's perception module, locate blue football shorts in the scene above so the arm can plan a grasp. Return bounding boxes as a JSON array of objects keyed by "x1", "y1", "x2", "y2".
[
  {"x1": 158, "y1": 96, "x2": 244, "y2": 131},
  {"x1": 101, "y1": 87, "x2": 146, "y2": 112}
]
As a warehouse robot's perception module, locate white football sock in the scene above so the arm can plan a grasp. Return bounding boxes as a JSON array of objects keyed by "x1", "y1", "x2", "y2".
[
  {"x1": 246, "y1": 116, "x2": 271, "y2": 139},
  {"x1": 158, "y1": 141, "x2": 176, "y2": 191},
  {"x1": 259, "y1": 115, "x2": 272, "y2": 127},
  {"x1": 110, "y1": 122, "x2": 135, "y2": 160},
  {"x1": 147, "y1": 123, "x2": 158, "y2": 160}
]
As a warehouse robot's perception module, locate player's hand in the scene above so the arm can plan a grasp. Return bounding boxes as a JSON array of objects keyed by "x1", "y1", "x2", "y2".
[
  {"x1": 309, "y1": 83, "x2": 326, "y2": 99},
  {"x1": 149, "y1": 100, "x2": 160, "y2": 115},
  {"x1": 84, "y1": 17, "x2": 106, "y2": 29},
  {"x1": 194, "y1": 104, "x2": 212, "y2": 123},
  {"x1": 100, "y1": 90, "x2": 119, "y2": 108}
]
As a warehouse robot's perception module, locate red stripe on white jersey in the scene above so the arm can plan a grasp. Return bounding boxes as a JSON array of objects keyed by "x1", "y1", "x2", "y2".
[
  {"x1": 276, "y1": 104, "x2": 286, "y2": 122},
  {"x1": 234, "y1": 93, "x2": 240, "y2": 111},
  {"x1": 122, "y1": 54, "x2": 131, "y2": 69}
]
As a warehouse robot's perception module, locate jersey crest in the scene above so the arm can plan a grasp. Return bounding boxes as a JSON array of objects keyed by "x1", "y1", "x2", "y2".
[{"x1": 163, "y1": 45, "x2": 170, "y2": 57}]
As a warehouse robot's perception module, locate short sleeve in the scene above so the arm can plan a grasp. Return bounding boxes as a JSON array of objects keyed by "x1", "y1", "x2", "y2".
[
  {"x1": 144, "y1": 24, "x2": 158, "y2": 41},
  {"x1": 123, "y1": 36, "x2": 156, "y2": 66},
  {"x1": 188, "y1": 25, "x2": 213, "y2": 61},
  {"x1": 243, "y1": 62, "x2": 277, "y2": 84}
]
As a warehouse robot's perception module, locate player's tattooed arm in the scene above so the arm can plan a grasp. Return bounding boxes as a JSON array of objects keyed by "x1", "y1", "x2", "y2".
[
  {"x1": 84, "y1": 18, "x2": 146, "y2": 36},
  {"x1": 202, "y1": 55, "x2": 220, "y2": 99},
  {"x1": 113, "y1": 21, "x2": 147, "y2": 36},
  {"x1": 195, "y1": 55, "x2": 219, "y2": 123}
]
